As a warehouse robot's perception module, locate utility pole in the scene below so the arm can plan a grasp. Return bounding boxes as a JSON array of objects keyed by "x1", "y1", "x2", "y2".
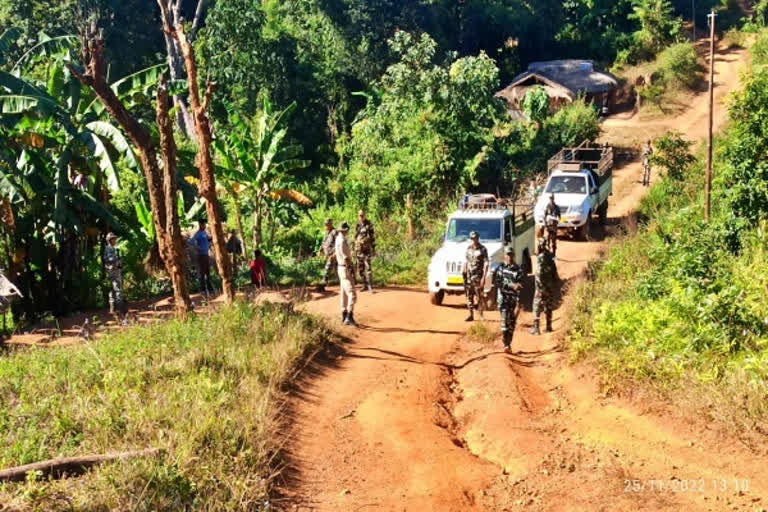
[
  {"x1": 692, "y1": 0, "x2": 696, "y2": 41},
  {"x1": 705, "y1": 10, "x2": 716, "y2": 221}
]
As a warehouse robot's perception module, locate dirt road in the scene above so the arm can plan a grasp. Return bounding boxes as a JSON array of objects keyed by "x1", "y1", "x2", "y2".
[{"x1": 283, "y1": 45, "x2": 768, "y2": 511}]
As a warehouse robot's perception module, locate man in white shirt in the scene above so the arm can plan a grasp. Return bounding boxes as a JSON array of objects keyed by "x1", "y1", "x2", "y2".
[{"x1": 335, "y1": 222, "x2": 358, "y2": 326}]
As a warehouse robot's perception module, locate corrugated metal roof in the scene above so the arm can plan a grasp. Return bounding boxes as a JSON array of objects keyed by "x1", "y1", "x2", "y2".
[{"x1": 504, "y1": 60, "x2": 619, "y2": 96}]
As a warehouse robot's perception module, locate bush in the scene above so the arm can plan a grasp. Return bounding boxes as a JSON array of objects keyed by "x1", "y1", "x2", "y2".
[
  {"x1": 721, "y1": 69, "x2": 768, "y2": 224},
  {"x1": 0, "y1": 302, "x2": 338, "y2": 510},
  {"x1": 650, "y1": 131, "x2": 696, "y2": 181},
  {"x1": 655, "y1": 42, "x2": 699, "y2": 89},
  {"x1": 540, "y1": 99, "x2": 601, "y2": 150},
  {"x1": 723, "y1": 27, "x2": 748, "y2": 49},
  {"x1": 521, "y1": 85, "x2": 550, "y2": 123},
  {"x1": 751, "y1": 29, "x2": 768, "y2": 67}
]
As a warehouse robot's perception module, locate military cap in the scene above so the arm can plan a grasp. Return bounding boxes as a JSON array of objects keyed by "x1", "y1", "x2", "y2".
[
  {"x1": 339, "y1": 222, "x2": 350, "y2": 232},
  {"x1": 469, "y1": 231, "x2": 479, "y2": 240},
  {"x1": 505, "y1": 246, "x2": 514, "y2": 255},
  {"x1": 106, "y1": 232, "x2": 117, "y2": 241},
  {"x1": 324, "y1": 218, "x2": 333, "y2": 226}
]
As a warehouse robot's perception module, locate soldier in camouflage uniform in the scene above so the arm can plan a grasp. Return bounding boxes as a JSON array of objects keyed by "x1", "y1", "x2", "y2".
[
  {"x1": 463, "y1": 231, "x2": 489, "y2": 322},
  {"x1": 103, "y1": 232, "x2": 126, "y2": 315},
  {"x1": 543, "y1": 194, "x2": 561, "y2": 256},
  {"x1": 317, "y1": 218, "x2": 337, "y2": 292},
  {"x1": 530, "y1": 237, "x2": 558, "y2": 335},
  {"x1": 354, "y1": 210, "x2": 376, "y2": 292},
  {"x1": 493, "y1": 246, "x2": 524, "y2": 351}
]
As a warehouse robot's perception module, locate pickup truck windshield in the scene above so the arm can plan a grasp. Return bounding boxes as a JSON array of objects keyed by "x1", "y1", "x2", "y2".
[
  {"x1": 546, "y1": 175, "x2": 587, "y2": 194},
  {"x1": 446, "y1": 218, "x2": 502, "y2": 242}
]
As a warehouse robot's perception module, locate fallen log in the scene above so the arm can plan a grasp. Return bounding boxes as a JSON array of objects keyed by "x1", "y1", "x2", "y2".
[{"x1": 0, "y1": 448, "x2": 162, "y2": 482}]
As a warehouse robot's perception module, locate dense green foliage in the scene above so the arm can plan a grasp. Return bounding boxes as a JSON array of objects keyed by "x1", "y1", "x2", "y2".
[
  {"x1": 340, "y1": 32, "x2": 505, "y2": 212},
  {"x1": 0, "y1": 302, "x2": 337, "y2": 509},
  {"x1": 0, "y1": 0, "x2": 746, "y2": 324},
  {"x1": 569, "y1": 39, "x2": 768, "y2": 425}
]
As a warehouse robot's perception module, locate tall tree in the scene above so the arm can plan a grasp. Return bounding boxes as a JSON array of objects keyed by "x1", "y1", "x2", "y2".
[
  {"x1": 159, "y1": 0, "x2": 209, "y2": 138},
  {"x1": 158, "y1": 0, "x2": 234, "y2": 302},
  {"x1": 68, "y1": 25, "x2": 192, "y2": 315}
]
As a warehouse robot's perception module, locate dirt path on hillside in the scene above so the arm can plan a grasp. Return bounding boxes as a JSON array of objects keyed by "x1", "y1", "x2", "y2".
[{"x1": 281, "y1": 44, "x2": 768, "y2": 511}]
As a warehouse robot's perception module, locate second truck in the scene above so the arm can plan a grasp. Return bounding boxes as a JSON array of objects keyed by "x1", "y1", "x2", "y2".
[{"x1": 534, "y1": 140, "x2": 614, "y2": 239}]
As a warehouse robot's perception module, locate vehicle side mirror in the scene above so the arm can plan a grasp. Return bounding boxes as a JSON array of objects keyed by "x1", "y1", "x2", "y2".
[{"x1": 591, "y1": 187, "x2": 598, "y2": 195}]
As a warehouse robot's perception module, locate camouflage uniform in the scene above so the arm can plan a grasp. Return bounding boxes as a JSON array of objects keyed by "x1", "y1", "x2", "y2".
[
  {"x1": 321, "y1": 228, "x2": 337, "y2": 286},
  {"x1": 355, "y1": 219, "x2": 376, "y2": 289},
  {"x1": 642, "y1": 142, "x2": 653, "y2": 187},
  {"x1": 531, "y1": 243, "x2": 558, "y2": 334},
  {"x1": 103, "y1": 244, "x2": 125, "y2": 314},
  {"x1": 464, "y1": 242, "x2": 489, "y2": 319},
  {"x1": 493, "y1": 260, "x2": 524, "y2": 348},
  {"x1": 544, "y1": 200, "x2": 561, "y2": 255}
]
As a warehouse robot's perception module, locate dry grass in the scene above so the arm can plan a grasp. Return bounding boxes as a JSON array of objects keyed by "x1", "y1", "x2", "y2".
[
  {"x1": 466, "y1": 320, "x2": 498, "y2": 345},
  {"x1": 0, "y1": 301, "x2": 338, "y2": 510}
]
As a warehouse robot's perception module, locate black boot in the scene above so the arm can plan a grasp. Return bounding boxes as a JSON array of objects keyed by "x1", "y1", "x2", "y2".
[
  {"x1": 346, "y1": 312, "x2": 358, "y2": 327},
  {"x1": 503, "y1": 331, "x2": 512, "y2": 351},
  {"x1": 545, "y1": 314, "x2": 553, "y2": 333},
  {"x1": 316, "y1": 284, "x2": 326, "y2": 292},
  {"x1": 529, "y1": 319, "x2": 540, "y2": 336},
  {"x1": 342, "y1": 310, "x2": 348, "y2": 323},
  {"x1": 465, "y1": 309, "x2": 474, "y2": 322}
]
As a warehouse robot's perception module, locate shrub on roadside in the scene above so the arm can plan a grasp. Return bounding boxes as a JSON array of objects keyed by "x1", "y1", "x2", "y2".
[
  {"x1": 655, "y1": 42, "x2": 699, "y2": 89},
  {"x1": 650, "y1": 131, "x2": 696, "y2": 181}
]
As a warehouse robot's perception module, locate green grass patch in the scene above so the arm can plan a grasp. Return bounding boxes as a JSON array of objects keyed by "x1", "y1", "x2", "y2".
[
  {"x1": 568, "y1": 141, "x2": 768, "y2": 432},
  {"x1": 0, "y1": 301, "x2": 338, "y2": 510}
]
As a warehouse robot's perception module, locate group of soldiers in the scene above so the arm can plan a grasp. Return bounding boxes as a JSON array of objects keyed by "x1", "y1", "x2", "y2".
[
  {"x1": 102, "y1": 219, "x2": 247, "y2": 317},
  {"x1": 463, "y1": 229, "x2": 558, "y2": 352},
  {"x1": 317, "y1": 210, "x2": 377, "y2": 326}
]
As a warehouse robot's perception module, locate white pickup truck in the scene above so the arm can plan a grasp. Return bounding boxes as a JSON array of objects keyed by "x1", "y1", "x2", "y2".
[
  {"x1": 427, "y1": 195, "x2": 535, "y2": 308},
  {"x1": 534, "y1": 141, "x2": 613, "y2": 239}
]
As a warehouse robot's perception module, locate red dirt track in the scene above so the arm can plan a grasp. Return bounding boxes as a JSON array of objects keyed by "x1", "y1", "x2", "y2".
[{"x1": 282, "y1": 44, "x2": 768, "y2": 511}]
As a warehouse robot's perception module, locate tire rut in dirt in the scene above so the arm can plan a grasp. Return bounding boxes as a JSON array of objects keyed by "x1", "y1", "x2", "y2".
[{"x1": 434, "y1": 365, "x2": 470, "y2": 451}]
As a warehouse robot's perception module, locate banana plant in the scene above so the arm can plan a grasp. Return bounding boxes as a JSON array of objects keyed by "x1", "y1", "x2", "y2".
[
  {"x1": 0, "y1": 31, "x2": 170, "y2": 317},
  {"x1": 0, "y1": 31, "x2": 170, "y2": 242},
  {"x1": 214, "y1": 96, "x2": 311, "y2": 247}
]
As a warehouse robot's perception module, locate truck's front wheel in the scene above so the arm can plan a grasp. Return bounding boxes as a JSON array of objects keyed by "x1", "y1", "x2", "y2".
[
  {"x1": 429, "y1": 290, "x2": 445, "y2": 306},
  {"x1": 599, "y1": 200, "x2": 608, "y2": 225},
  {"x1": 578, "y1": 218, "x2": 592, "y2": 241}
]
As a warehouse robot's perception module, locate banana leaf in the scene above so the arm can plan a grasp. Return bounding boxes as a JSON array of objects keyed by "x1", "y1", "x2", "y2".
[
  {"x1": 86, "y1": 121, "x2": 138, "y2": 170},
  {"x1": 12, "y1": 34, "x2": 78, "y2": 76},
  {"x1": 77, "y1": 131, "x2": 120, "y2": 191}
]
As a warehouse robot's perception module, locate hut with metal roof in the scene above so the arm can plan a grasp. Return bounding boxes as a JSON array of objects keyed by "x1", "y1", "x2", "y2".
[{"x1": 496, "y1": 60, "x2": 619, "y2": 118}]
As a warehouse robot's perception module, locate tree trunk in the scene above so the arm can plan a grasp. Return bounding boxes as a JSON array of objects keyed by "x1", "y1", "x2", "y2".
[
  {"x1": 156, "y1": 75, "x2": 193, "y2": 309},
  {"x1": 0, "y1": 448, "x2": 161, "y2": 482},
  {"x1": 162, "y1": 32, "x2": 194, "y2": 139},
  {"x1": 405, "y1": 193, "x2": 414, "y2": 240},
  {"x1": 160, "y1": 0, "x2": 234, "y2": 302},
  {"x1": 160, "y1": 0, "x2": 208, "y2": 139},
  {"x1": 68, "y1": 27, "x2": 191, "y2": 316},
  {"x1": 231, "y1": 192, "x2": 247, "y2": 258},
  {"x1": 253, "y1": 193, "x2": 263, "y2": 249},
  {"x1": 268, "y1": 204, "x2": 276, "y2": 246}
]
